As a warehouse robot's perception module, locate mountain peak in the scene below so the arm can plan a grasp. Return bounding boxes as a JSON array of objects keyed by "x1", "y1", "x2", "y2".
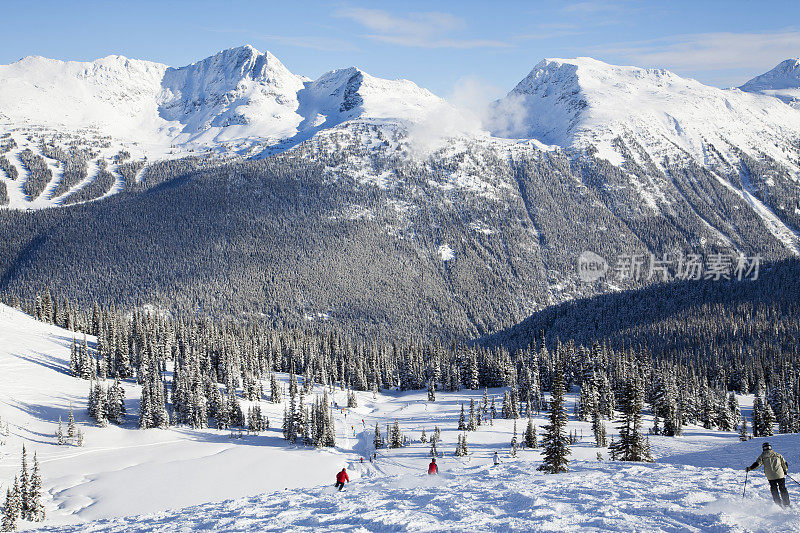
[
  {"x1": 495, "y1": 56, "x2": 800, "y2": 167},
  {"x1": 739, "y1": 58, "x2": 800, "y2": 108}
]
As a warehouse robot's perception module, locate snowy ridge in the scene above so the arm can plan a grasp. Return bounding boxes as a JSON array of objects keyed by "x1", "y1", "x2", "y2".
[
  {"x1": 499, "y1": 57, "x2": 800, "y2": 170},
  {"x1": 740, "y1": 58, "x2": 800, "y2": 109},
  {"x1": 0, "y1": 45, "x2": 447, "y2": 154}
]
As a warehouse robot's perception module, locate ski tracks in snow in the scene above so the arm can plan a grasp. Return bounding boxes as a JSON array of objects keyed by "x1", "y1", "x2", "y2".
[{"x1": 42, "y1": 461, "x2": 800, "y2": 532}]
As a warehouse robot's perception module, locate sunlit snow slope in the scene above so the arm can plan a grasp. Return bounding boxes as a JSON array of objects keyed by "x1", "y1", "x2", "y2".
[
  {"x1": 2, "y1": 304, "x2": 800, "y2": 531},
  {"x1": 497, "y1": 57, "x2": 800, "y2": 170}
]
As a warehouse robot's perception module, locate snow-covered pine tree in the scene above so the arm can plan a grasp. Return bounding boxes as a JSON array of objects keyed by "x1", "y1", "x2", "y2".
[
  {"x1": 427, "y1": 380, "x2": 436, "y2": 402},
  {"x1": 347, "y1": 389, "x2": 358, "y2": 408},
  {"x1": 762, "y1": 402, "x2": 776, "y2": 437},
  {"x1": 727, "y1": 393, "x2": 740, "y2": 428},
  {"x1": 524, "y1": 417, "x2": 537, "y2": 448},
  {"x1": 56, "y1": 417, "x2": 64, "y2": 445},
  {"x1": 420, "y1": 429, "x2": 427, "y2": 443},
  {"x1": 739, "y1": 410, "x2": 748, "y2": 441},
  {"x1": 458, "y1": 404, "x2": 466, "y2": 431},
  {"x1": 80, "y1": 335, "x2": 92, "y2": 380},
  {"x1": 139, "y1": 381, "x2": 153, "y2": 429},
  {"x1": 28, "y1": 454, "x2": 44, "y2": 522},
  {"x1": 93, "y1": 383, "x2": 108, "y2": 427},
  {"x1": 752, "y1": 394, "x2": 764, "y2": 437},
  {"x1": 1, "y1": 486, "x2": 16, "y2": 532},
  {"x1": 69, "y1": 337, "x2": 79, "y2": 377},
  {"x1": 454, "y1": 434, "x2": 463, "y2": 457},
  {"x1": 106, "y1": 376, "x2": 126, "y2": 424},
  {"x1": 592, "y1": 411, "x2": 607, "y2": 447},
  {"x1": 390, "y1": 420, "x2": 402, "y2": 448},
  {"x1": 467, "y1": 399, "x2": 477, "y2": 431},
  {"x1": 373, "y1": 422, "x2": 383, "y2": 449},
  {"x1": 270, "y1": 374, "x2": 281, "y2": 404},
  {"x1": 19, "y1": 446, "x2": 29, "y2": 520},
  {"x1": 430, "y1": 438, "x2": 438, "y2": 458},
  {"x1": 538, "y1": 365, "x2": 570, "y2": 474},
  {"x1": 609, "y1": 370, "x2": 653, "y2": 462}
]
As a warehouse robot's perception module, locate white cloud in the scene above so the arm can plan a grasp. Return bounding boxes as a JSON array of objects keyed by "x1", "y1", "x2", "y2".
[
  {"x1": 336, "y1": 8, "x2": 511, "y2": 49},
  {"x1": 593, "y1": 30, "x2": 800, "y2": 82},
  {"x1": 405, "y1": 76, "x2": 530, "y2": 157}
]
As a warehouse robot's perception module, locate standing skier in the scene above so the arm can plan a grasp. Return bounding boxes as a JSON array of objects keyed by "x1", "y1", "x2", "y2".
[
  {"x1": 493, "y1": 451, "x2": 501, "y2": 466},
  {"x1": 335, "y1": 468, "x2": 349, "y2": 491},
  {"x1": 428, "y1": 458, "x2": 439, "y2": 475},
  {"x1": 746, "y1": 442, "x2": 790, "y2": 507}
]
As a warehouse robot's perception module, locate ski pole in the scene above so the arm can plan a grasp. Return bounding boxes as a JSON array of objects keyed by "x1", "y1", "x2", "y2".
[
  {"x1": 787, "y1": 474, "x2": 800, "y2": 487},
  {"x1": 742, "y1": 470, "x2": 748, "y2": 499}
]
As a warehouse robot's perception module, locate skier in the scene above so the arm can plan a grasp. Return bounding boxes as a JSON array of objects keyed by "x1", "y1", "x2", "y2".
[
  {"x1": 428, "y1": 458, "x2": 439, "y2": 475},
  {"x1": 746, "y1": 442, "x2": 790, "y2": 507},
  {"x1": 334, "y1": 467, "x2": 349, "y2": 491},
  {"x1": 493, "y1": 451, "x2": 500, "y2": 466}
]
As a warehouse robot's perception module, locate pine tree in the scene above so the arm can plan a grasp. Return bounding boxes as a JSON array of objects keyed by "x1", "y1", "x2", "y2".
[
  {"x1": 270, "y1": 374, "x2": 281, "y2": 404},
  {"x1": 454, "y1": 434, "x2": 464, "y2": 457},
  {"x1": 762, "y1": 403, "x2": 776, "y2": 437},
  {"x1": 752, "y1": 394, "x2": 764, "y2": 437},
  {"x1": 373, "y1": 422, "x2": 383, "y2": 449},
  {"x1": 524, "y1": 417, "x2": 537, "y2": 448},
  {"x1": 67, "y1": 404, "x2": 76, "y2": 438},
  {"x1": 28, "y1": 454, "x2": 44, "y2": 522},
  {"x1": 56, "y1": 417, "x2": 64, "y2": 445},
  {"x1": 429, "y1": 438, "x2": 438, "y2": 458},
  {"x1": 538, "y1": 366, "x2": 570, "y2": 474},
  {"x1": 19, "y1": 446, "x2": 29, "y2": 521},
  {"x1": 420, "y1": 429, "x2": 427, "y2": 443},
  {"x1": 467, "y1": 399, "x2": 477, "y2": 431},
  {"x1": 609, "y1": 371, "x2": 653, "y2": 462},
  {"x1": 427, "y1": 380, "x2": 436, "y2": 402},
  {"x1": 69, "y1": 337, "x2": 79, "y2": 377},
  {"x1": 458, "y1": 403, "x2": 466, "y2": 431},
  {"x1": 739, "y1": 409, "x2": 749, "y2": 441},
  {"x1": 1, "y1": 487, "x2": 15, "y2": 532},
  {"x1": 592, "y1": 411, "x2": 607, "y2": 447},
  {"x1": 389, "y1": 420, "x2": 402, "y2": 448}
]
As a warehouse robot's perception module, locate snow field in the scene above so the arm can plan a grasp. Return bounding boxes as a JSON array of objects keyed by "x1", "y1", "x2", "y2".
[{"x1": 1, "y1": 303, "x2": 799, "y2": 531}]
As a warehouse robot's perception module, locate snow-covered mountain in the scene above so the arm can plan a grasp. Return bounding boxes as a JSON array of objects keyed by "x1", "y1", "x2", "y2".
[
  {"x1": 0, "y1": 45, "x2": 446, "y2": 150},
  {"x1": 740, "y1": 58, "x2": 800, "y2": 109},
  {"x1": 495, "y1": 57, "x2": 800, "y2": 170}
]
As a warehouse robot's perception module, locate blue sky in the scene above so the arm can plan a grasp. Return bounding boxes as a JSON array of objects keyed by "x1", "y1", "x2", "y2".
[{"x1": 1, "y1": 0, "x2": 798, "y2": 97}]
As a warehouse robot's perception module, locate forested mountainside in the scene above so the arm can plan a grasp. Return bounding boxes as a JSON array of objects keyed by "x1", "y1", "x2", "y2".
[
  {"x1": 483, "y1": 257, "x2": 800, "y2": 362},
  {"x1": 0, "y1": 122, "x2": 797, "y2": 341},
  {"x1": 1, "y1": 48, "x2": 800, "y2": 340}
]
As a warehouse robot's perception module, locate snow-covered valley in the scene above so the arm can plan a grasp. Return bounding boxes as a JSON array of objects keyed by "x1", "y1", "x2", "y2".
[{"x1": 1, "y1": 304, "x2": 798, "y2": 532}]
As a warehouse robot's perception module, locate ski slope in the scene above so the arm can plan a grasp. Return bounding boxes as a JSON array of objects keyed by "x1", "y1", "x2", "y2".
[{"x1": 0, "y1": 303, "x2": 799, "y2": 531}]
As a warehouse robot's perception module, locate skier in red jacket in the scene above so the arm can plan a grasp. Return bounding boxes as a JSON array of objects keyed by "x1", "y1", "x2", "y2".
[
  {"x1": 335, "y1": 468, "x2": 349, "y2": 490},
  {"x1": 428, "y1": 458, "x2": 439, "y2": 475}
]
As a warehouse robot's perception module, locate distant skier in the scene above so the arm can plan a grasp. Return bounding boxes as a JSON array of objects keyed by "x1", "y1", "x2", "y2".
[
  {"x1": 428, "y1": 458, "x2": 439, "y2": 475},
  {"x1": 335, "y1": 468, "x2": 349, "y2": 491},
  {"x1": 746, "y1": 442, "x2": 790, "y2": 507},
  {"x1": 493, "y1": 452, "x2": 500, "y2": 466}
]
